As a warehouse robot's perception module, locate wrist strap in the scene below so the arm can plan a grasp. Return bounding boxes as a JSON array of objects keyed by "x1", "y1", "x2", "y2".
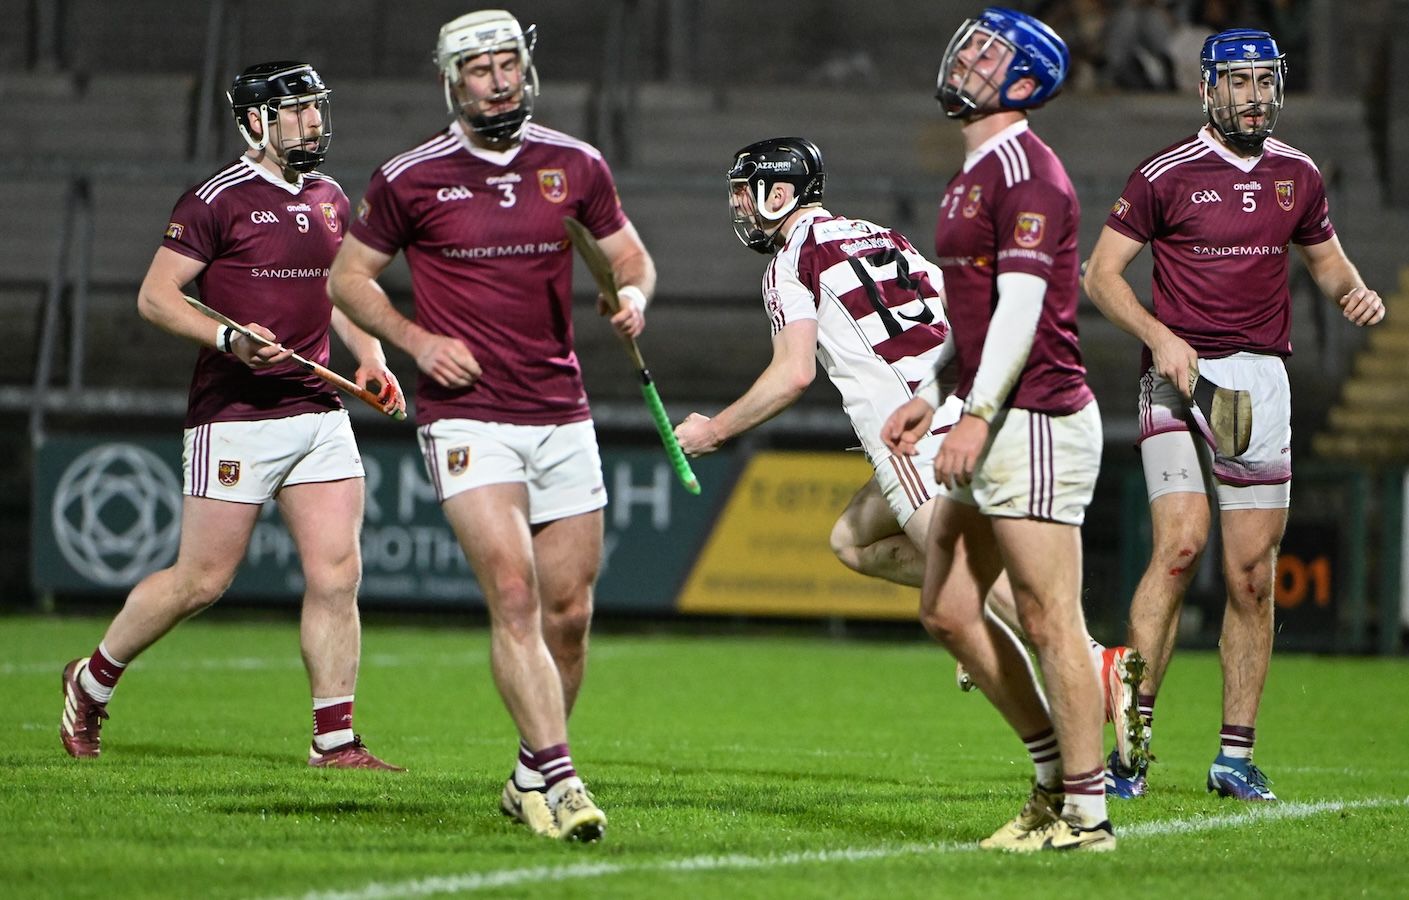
[{"x1": 218, "y1": 325, "x2": 235, "y2": 353}]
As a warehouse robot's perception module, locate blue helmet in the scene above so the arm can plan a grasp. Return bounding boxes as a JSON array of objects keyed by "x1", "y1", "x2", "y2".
[
  {"x1": 1200, "y1": 29, "x2": 1285, "y2": 154},
  {"x1": 936, "y1": 7, "x2": 1069, "y2": 120}
]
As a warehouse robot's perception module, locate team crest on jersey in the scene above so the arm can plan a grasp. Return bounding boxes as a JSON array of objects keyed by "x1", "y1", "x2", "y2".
[
  {"x1": 165, "y1": 222, "x2": 184, "y2": 240},
  {"x1": 538, "y1": 169, "x2": 568, "y2": 203},
  {"x1": 447, "y1": 446, "x2": 470, "y2": 476},
  {"x1": 1111, "y1": 197, "x2": 1131, "y2": 219},
  {"x1": 356, "y1": 198, "x2": 370, "y2": 224},
  {"x1": 962, "y1": 185, "x2": 983, "y2": 219},
  {"x1": 1275, "y1": 180, "x2": 1295, "y2": 211},
  {"x1": 1014, "y1": 213, "x2": 1046, "y2": 248},
  {"x1": 217, "y1": 460, "x2": 240, "y2": 487},
  {"x1": 320, "y1": 202, "x2": 339, "y2": 232}
]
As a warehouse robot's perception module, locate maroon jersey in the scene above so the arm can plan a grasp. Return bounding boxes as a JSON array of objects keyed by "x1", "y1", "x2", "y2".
[
  {"x1": 934, "y1": 122, "x2": 1093, "y2": 416},
  {"x1": 350, "y1": 120, "x2": 628, "y2": 426},
  {"x1": 1105, "y1": 127, "x2": 1334, "y2": 359},
  {"x1": 163, "y1": 157, "x2": 346, "y2": 427}
]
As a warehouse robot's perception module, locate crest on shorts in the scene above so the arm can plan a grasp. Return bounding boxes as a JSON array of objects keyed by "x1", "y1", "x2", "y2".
[
  {"x1": 1014, "y1": 212, "x2": 1046, "y2": 248},
  {"x1": 1111, "y1": 197, "x2": 1131, "y2": 219},
  {"x1": 1275, "y1": 180, "x2": 1295, "y2": 211},
  {"x1": 538, "y1": 169, "x2": 567, "y2": 203},
  {"x1": 165, "y1": 222, "x2": 184, "y2": 240},
  {"x1": 217, "y1": 460, "x2": 240, "y2": 487},
  {"x1": 321, "y1": 202, "x2": 339, "y2": 232},
  {"x1": 447, "y1": 446, "x2": 470, "y2": 476},
  {"x1": 962, "y1": 185, "x2": 983, "y2": 219}
]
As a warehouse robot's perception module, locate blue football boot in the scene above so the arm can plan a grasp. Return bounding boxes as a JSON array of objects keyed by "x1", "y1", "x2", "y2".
[
  {"x1": 1207, "y1": 754, "x2": 1277, "y2": 801},
  {"x1": 1104, "y1": 748, "x2": 1148, "y2": 799}
]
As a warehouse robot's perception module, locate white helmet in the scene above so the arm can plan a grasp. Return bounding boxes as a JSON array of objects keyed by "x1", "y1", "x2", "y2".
[{"x1": 434, "y1": 9, "x2": 539, "y2": 143}]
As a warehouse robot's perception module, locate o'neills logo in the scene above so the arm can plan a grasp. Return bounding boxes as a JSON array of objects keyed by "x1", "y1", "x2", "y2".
[
  {"x1": 217, "y1": 460, "x2": 240, "y2": 486},
  {"x1": 447, "y1": 446, "x2": 470, "y2": 476},
  {"x1": 538, "y1": 168, "x2": 567, "y2": 203}
]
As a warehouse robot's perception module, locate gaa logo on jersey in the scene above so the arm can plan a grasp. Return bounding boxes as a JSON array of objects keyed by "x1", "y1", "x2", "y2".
[
  {"x1": 164, "y1": 222, "x2": 184, "y2": 240},
  {"x1": 1013, "y1": 213, "x2": 1046, "y2": 248},
  {"x1": 447, "y1": 446, "x2": 470, "y2": 477},
  {"x1": 538, "y1": 168, "x2": 568, "y2": 203},
  {"x1": 962, "y1": 185, "x2": 983, "y2": 219},
  {"x1": 1275, "y1": 180, "x2": 1295, "y2": 211},
  {"x1": 217, "y1": 460, "x2": 241, "y2": 487},
  {"x1": 320, "y1": 202, "x2": 339, "y2": 232},
  {"x1": 1111, "y1": 197, "x2": 1131, "y2": 220}
]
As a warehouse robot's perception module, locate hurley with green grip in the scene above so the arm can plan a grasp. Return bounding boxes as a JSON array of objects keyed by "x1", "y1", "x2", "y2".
[{"x1": 562, "y1": 216, "x2": 700, "y2": 495}]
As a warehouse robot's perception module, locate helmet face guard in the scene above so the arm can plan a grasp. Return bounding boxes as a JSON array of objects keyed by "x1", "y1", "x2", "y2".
[
  {"x1": 936, "y1": 7, "x2": 1068, "y2": 120},
  {"x1": 435, "y1": 9, "x2": 539, "y2": 143},
  {"x1": 228, "y1": 61, "x2": 331, "y2": 174},
  {"x1": 1201, "y1": 29, "x2": 1285, "y2": 154},
  {"x1": 726, "y1": 137, "x2": 826, "y2": 255}
]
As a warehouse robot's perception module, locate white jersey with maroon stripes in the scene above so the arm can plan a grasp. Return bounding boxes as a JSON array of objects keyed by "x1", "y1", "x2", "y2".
[{"x1": 764, "y1": 208, "x2": 953, "y2": 466}]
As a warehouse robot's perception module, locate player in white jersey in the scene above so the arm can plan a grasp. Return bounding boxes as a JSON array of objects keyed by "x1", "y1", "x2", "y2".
[
  {"x1": 329, "y1": 10, "x2": 653, "y2": 842},
  {"x1": 676, "y1": 138, "x2": 958, "y2": 555},
  {"x1": 676, "y1": 138, "x2": 1137, "y2": 737}
]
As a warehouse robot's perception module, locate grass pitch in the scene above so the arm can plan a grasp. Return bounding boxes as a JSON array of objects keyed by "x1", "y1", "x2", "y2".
[{"x1": 3, "y1": 615, "x2": 1406, "y2": 899}]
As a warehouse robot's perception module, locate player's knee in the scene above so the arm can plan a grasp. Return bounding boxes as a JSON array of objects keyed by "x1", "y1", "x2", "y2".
[
  {"x1": 1153, "y1": 530, "x2": 1208, "y2": 579},
  {"x1": 1226, "y1": 554, "x2": 1276, "y2": 607},
  {"x1": 175, "y1": 569, "x2": 235, "y2": 614},
  {"x1": 303, "y1": 564, "x2": 362, "y2": 609},
  {"x1": 829, "y1": 518, "x2": 858, "y2": 565},
  {"x1": 919, "y1": 602, "x2": 967, "y2": 647},
  {"x1": 543, "y1": 595, "x2": 593, "y2": 649},
  {"x1": 486, "y1": 575, "x2": 540, "y2": 635}
]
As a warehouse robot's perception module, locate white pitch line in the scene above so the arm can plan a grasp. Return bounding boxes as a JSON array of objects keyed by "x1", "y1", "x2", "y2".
[
  {"x1": 270, "y1": 796, "x2": 1408, "y2": 900},
  {"x1": 0, "y1": 645, "x2": 649, "y2": 678}
]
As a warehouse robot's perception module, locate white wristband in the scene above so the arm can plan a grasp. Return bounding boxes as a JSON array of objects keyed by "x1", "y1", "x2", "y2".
[
  {"x1": 216, "y1": 325, "x2": 235, "y2": 353},
  {"x1": 616, "y1": 284, "x2": 646, "y2": 312}
]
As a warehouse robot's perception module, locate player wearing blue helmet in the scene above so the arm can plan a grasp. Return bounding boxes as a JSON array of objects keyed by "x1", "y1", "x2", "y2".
[
  {"x1": 1200, "y1": 29, "x2": 1284, "y2": 154},
  {"x1": 885, "y1": 7, "x2": 1124, "y2": 853},
  {"x1": 936, "y1": 6, "x2": 1069, "y2": 119},
  {"x1": 1084, "y1": 27, "x2": 1384, "y2": 804}
]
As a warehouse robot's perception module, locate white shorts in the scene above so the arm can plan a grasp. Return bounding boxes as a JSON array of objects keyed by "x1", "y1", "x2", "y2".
[
  {"x1": 945, "y1": 400, "x2": 1103, "y2": 526},
  {"x1": 1138, "y1": 353, "x2": 1292, "y2": 507},
  {"x1": 417, "y1": 418, "x2": 607, "y2": 524},
  {"x1": 184, "y1": 410, "x2": 363, "y2": 504},
  {"x1": 874, "y1": 395, "x2": 963, "y2": 527}
]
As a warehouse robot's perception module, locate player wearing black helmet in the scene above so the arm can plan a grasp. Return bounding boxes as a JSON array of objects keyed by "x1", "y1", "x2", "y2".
[
  {"x1": 59, "y1": 60, "x2": 403, "y2": 772},
  {"x1": 228, "y1": 61, "x2": 332, "y2": 181}
]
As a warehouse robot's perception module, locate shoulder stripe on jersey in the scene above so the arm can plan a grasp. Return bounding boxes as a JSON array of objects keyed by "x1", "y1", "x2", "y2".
[
  {"x1": 524, "y1": 124, "x2": 604, "y2": 160},
  {"x1": 1264, "y1": 138, "x2": 1317, "y2": 169},
  {"x1": 196, "y1": 166, "x2": 257, "y2": 204},
  {"x1": 994, "y1": 137, "x2": 1030, "y2": 187},
  {"x1": 1141, "y1": 139, "x2": 1208, "y2": 182},
  {"x1": 305, "y1": 172, "x2": 343, "y2": 191},
  {"x1": 381, "y1": 133, "x2": 459, "y2": 182}
]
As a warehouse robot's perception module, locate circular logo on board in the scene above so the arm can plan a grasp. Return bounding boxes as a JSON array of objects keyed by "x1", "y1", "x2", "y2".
[{"x1": 51, "y1": 444, "x2": 182, "y2": 586}]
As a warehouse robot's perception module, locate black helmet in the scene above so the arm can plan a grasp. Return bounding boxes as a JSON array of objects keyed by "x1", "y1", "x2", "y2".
[
  {"x1": 227, "y1": 61, "x2": 331, "y2": 173},
  {"x1": 727, "y1": 137, "x2": 826, "y2": 254}
]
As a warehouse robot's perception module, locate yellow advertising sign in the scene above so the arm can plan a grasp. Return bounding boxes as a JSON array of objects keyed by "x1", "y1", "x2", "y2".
[{"x1": 677, "y1": 451, "x2": 919, "y2": 619}]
